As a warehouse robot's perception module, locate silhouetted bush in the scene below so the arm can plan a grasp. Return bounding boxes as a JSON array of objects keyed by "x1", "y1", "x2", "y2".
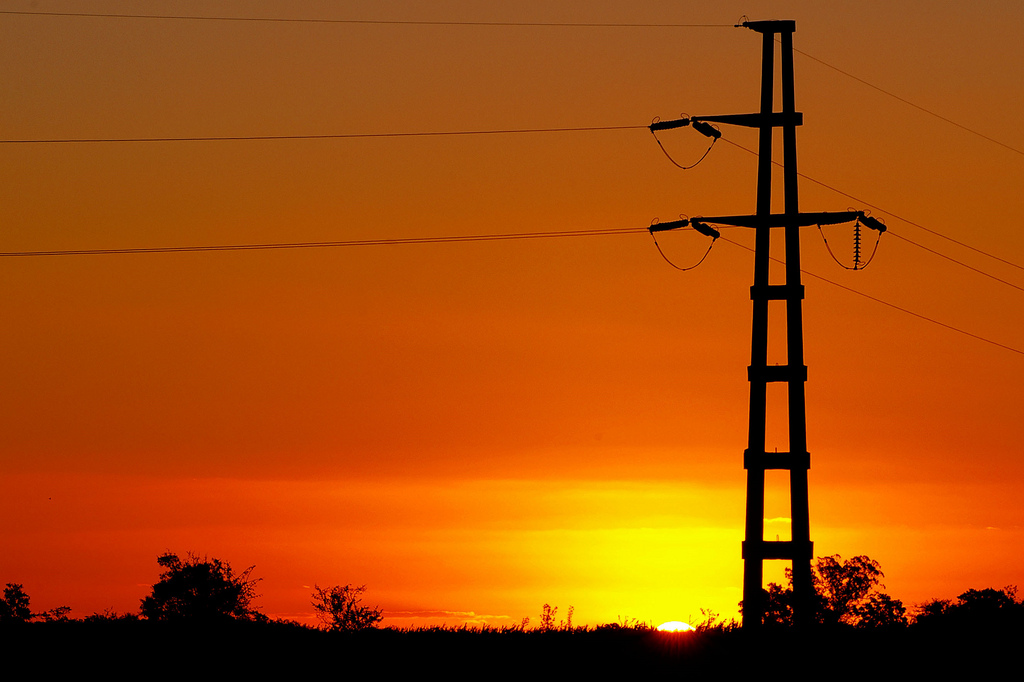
[
  {"x1": 84, "y1": 608, "x2": 140, "y2": 623},
  {"x1": 140, "y1": 552, "x2": 262, "y2": 622},
  {"x1": 692, "y1": 608, "x2": 740, "y2": 633},
  {"x1": 310, "y1": 584, "x2": 382, "y2": 631},
  {"x1": 595, "y1": 616, "x2": 653, "y2": 631}
]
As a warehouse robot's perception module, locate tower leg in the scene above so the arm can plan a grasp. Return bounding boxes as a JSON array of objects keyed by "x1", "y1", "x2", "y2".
[
  {"x1": 742, "y1": 21, "x2": 814, "y2": 631},
  {"x1": 741, "y1": 26, "x2": 775, "y2": 631}
]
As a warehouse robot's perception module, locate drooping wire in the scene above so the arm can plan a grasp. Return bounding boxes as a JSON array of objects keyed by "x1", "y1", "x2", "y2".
[
  {"x1": 652, "y1": 233, "x2": 715, "y2": 271},
  {"x1": 649, "y1": 117, "x2": 717, "y2": 170},
  {"x1": 652, "y1": 132, "x2": 716, "y2": 169},
  {"x1": 817, "y1": 216, "x2": 883, "y2": 271},
  {"x1": 649, "y1": 218, "x2": 717, "y2": 271}
]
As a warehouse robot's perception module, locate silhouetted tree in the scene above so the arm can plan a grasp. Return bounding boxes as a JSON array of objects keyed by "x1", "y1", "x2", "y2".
[
  {"x1": 140, "y1": 552, "x2": 262, "y2": 622},
  {"x1": 37, "y1": 605, "x2": 73, "y2": 622},
  {"x1": 762, "y1": 581, "x2": 793, "y2": 627},
  {"x1": 310, "y1": 584, "x2": 382, "y2": 631},
  {"x1": 752, "y1": 554, "x2": 900, "y2": 628},
  {"x1": 1, "y1": 583, "x2": 31, "y2": 623},
  {"x1": 915, "y1": 586, "x2": 1022, "y2": 629},
  {"x1": 852, "y1": 592, "x2": 907, "y2": 628},
  {"x1": 812, "y1": 554, "x2": 885, "y2": 625},
  {"x1": 951, "y1": 587, "x2": 1018, "y2": 617},
  {"x1": 914, "y1": 597, "x2": 950, "y2": 624}
]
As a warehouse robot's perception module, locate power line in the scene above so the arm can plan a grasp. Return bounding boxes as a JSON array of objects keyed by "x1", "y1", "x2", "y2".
[
  {"x1": 6, "y1": 9, "x2": 1020, "y2": 157},
  {"x1": 5, "y1": 122, "x2": 1021, "y2": 292},
  {"x1": 0, "y1": 226, "x2": 648, "y2": 257},
  {"x1": 0, "y1": 125, "x2": 646, "y2": 145},
  {"x1": 717, "y1": 136, "x2": 1024, "y2": 274},
  {"x1": 2, "y1": 20, "x2": 1017, "y2": 278},
  {"x1": 2, "y1": 220, "x2": 1018, "y2": 355},
  {"x1": 6, "y1": 125, "x2": 1022, "y2": 297},
  {"x1": 886, "y1": 232, "x2": 1024, "y2": 294},
  {"x1": 719, "y1": 236, "x2": 1024, "y2": 357},
  {"x1": 8, "y1": 125, "x2": 1017, "y2": 281},
  {"x1": 0, "y1": 10, "x2": 732, "y2": 28},
  {"x1": 1, "y1": 15, "x2": 1016, "y2": 356},
  {"x1": 798, "y1": 174, "x2": 1024, "y2": 273},
  {"x1": 792, "y1": 46, "x2": 1024, "y2": 159}
]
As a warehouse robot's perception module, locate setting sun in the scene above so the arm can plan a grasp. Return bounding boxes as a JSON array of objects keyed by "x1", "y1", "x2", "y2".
[{"x1": 657, "y1": 621, "x2": 696, "y2": 632}]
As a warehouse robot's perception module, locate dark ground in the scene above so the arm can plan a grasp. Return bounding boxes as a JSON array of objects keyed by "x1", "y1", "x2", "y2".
[{"x1": 3, "y1": 620, "x2": 1016, "y2": 678}]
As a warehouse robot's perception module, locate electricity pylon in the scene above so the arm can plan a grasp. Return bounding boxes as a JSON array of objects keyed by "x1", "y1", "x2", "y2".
[{"x1": 649, "y1": 20, "x2": 885, "y2": 628}]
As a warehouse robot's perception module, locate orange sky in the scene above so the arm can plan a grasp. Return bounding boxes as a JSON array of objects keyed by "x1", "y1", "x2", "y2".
[{"x1": 1, "y1": 0, "x2": 1022, "y2": 627}]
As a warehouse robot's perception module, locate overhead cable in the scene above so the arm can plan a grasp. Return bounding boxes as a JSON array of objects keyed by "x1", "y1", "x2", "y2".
[
  {"x1": 1, "y1": 222, "x2": 1019, "y2": 356},
  {"x1": 792, "y1": 46, "x2": 1024, "y2": 159},
  {"x1": 3, "y1": 123, "x2": 1020, "y2": 291},
  {"x1": 717, "y1": 136, "x2": 1024, "y2": 276},
  {"x1": 887, "y1": 232, "x2": 1024, "y2": 294},
  {"x1": 0, "y1": 125, "x2": 646, "y2": 145},
  {"x1": 0, "y1": 10, "x2": 732, "y2": 28},
  {"x1": 5, "y1": 125, "x2": 1016, "y2": 282},
  {"x1": 6, "y1": 10, "x2": 1019, "y2": 156},
  {"x1": 719, "y1": 236, "x2": 1024, "y2": 357},
  {"x1": 0, "y1": 227, "x2": 648, "y2": 257}
]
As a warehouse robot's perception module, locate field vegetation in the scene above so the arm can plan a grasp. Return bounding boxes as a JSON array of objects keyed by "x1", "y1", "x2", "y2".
[{"x1": 3, "y1": 552, "x2": 1021, "y2": 674}]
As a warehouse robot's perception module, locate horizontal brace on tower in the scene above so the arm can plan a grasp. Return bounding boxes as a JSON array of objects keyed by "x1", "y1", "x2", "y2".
[
  {"x1": 748, "y1": 365, "x2": 807, "y2": 383},
  {"x1": 742, "y1": 540, "x2": 813, "y2": 561},
  {"x1": 744, "y1": 449, "x2": 810, "y2": 471},
  {"x1": 751, "y1": 284, "x2": 804, "y2": 301},
  {"x1": 691, "y1": 112, "x2": 802, "y2": 129}
]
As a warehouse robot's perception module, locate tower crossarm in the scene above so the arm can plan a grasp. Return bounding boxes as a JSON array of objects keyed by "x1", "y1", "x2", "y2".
[
  {"x1": 691, "y1": 112, "x2": 802, "y2": 128},
  {"x1": 739, "y1": 19, "x2": 797, "y2": 34},
  {"x1": 697, "y1": 211, "x2": 862, "y2": 229}
]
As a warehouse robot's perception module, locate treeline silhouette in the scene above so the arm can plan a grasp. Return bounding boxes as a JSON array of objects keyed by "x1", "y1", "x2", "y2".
[{"x1": 2, "y1": 552, "x2": 1021, "y2": 675}]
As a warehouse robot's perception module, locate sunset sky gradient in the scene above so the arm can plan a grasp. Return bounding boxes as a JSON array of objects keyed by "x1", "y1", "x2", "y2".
[{"x1": 2, "y1": 0, "x2": 1022, "y2": 627}]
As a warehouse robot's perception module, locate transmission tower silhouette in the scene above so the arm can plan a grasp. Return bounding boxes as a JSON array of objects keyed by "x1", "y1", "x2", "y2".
[{"x1": 649, "y1": 20, "x2": 884, "y2": 628}]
